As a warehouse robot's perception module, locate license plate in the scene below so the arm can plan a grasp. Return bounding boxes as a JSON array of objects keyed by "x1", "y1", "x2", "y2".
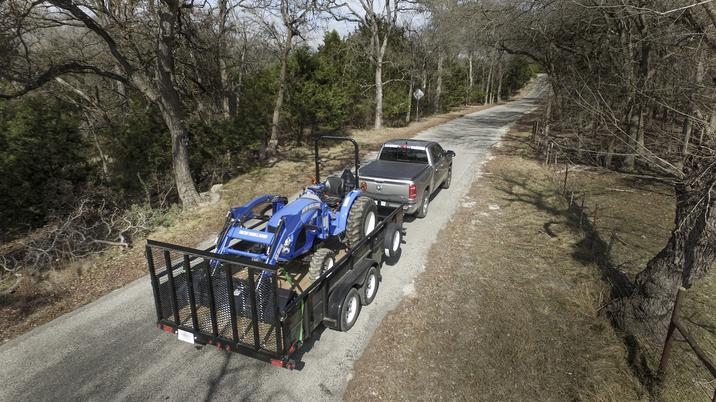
[{"x1": 177, "y1": 329, "x2": 195, "y2": 344}]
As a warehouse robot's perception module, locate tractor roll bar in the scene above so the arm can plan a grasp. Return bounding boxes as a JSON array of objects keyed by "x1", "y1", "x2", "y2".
[{"x1": 314, "y1": 135, "x2": 360, "y2": 188}]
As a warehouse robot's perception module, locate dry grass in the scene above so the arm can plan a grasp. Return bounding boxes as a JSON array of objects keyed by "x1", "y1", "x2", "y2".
[
  {"x1": 346, "y1": 115, "x2": 716, "y2": 401},
  {"x1": 552, "y1": 150, "x2": 716, "y2": 401},
  {"x1": 0, "y1": 102, "x2": 492, "y2": 344},
  {"x1": 345, "y1": 119, "x2": 647, "y2": 401}
]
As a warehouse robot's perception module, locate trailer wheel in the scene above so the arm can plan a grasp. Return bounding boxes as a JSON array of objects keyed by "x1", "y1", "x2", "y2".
[
  {"x1": 361, "y1": 266, "x2": 380, "y2": 305},
  {"x1": 340, "y1": 288, "x2": 362, "y2": 331},
  {"x1": 416, "y1": 189, "x2": 430, "y2": 218},
  {"x1": 441, "y1": 166, "x2": 452, "y2": 189},
  {"x1": 347, "y1": 196, "x2": 377, "y2": 246},
  {"x1": 383, "y1": 223, "x2": 402, "y2": 265},
  {"x1": 309, "y1": 248, "x2": 335, "y2": 281}
]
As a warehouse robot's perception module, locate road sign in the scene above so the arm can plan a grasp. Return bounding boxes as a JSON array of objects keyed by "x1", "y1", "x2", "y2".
[{"x1": 413, "y1": 89, "x2": 424, "y2": 100}]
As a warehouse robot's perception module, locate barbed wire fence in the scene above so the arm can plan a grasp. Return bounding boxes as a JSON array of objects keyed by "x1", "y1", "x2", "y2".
[{"x1": 531, "y1": 119, "x2": 716, "y2": 401}]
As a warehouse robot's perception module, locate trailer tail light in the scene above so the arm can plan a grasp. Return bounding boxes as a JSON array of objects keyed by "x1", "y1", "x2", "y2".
[{"x1": 408, "y1": 183, "x2": 417, "y2": 200}]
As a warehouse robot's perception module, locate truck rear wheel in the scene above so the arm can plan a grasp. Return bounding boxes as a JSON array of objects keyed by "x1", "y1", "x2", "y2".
[
  {"x1": 346, "y1": 196, "x2": 377, "y2": 246},
  {"x1": 308, "y1": 248, "x2": 335, "y2": 281},
  {"x1": 416, "y1": 189, "x2": 430, "y2": 218},
  {"x1": 441, "y1": 166, "x2": 452, "y2": 189},
  {"x1": 340, "y1": 288, "x2": 362, "y2": 331}
]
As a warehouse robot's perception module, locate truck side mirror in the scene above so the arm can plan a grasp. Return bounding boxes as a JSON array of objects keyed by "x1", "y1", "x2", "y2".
[{"x1": 445, "y1": 150, "x2": 456, "y2": 158}]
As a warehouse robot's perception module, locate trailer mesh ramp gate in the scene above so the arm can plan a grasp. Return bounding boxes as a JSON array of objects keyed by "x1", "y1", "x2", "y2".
[{"x1": 146, "y1": 241, "x2": 295, "y2": 358}]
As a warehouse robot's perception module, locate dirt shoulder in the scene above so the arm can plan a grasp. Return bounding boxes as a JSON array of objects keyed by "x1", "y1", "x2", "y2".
[
  {"x1": 344, "y1": 117, "x2": 650, "y2": 400},
  {"x1": 0, "y1": 102, "x2": 495, "y2": 344}
]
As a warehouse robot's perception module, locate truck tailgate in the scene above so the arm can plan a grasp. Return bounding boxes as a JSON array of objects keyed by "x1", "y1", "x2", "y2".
[{"x1": 360, "y1": 176, "x2": 411, "y2": 203}]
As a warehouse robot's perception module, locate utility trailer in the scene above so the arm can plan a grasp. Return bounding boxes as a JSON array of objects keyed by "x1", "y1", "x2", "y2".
[{"x1": 145, "y1": 205, "x2": 403, "y2": 369}]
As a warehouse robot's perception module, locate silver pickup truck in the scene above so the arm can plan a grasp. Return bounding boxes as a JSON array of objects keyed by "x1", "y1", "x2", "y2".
[{"x1": 359, "y1": 139, "x2": 455, "y2": 218}]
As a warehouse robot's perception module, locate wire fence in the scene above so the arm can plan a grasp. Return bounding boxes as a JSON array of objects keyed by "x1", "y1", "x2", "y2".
[{"x1": 531, "y1": 119, "x2": 716, "y2": 401}]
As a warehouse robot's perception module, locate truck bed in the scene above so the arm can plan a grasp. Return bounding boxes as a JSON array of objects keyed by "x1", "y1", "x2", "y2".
[{"x1": 359, "y1": 160, "x2": 428, "y2": 181}]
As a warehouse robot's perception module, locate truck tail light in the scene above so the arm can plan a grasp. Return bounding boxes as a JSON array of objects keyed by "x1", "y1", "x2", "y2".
[{"x1": 408, "y1": 183, "x2": 417, "y2": 200}]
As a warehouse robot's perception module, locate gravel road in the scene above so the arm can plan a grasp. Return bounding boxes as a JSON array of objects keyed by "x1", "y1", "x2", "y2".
[{"x1": 0, "y1": 78, "x2": 547, "y2": 402}]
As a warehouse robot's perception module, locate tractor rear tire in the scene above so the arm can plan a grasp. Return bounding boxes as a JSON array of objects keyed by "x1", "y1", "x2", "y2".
[
  {"x1": 346, "y1": 196, "x2": 377, "y2": 247},
  {"x1": 308, "y1": 248, "x2": 335, "y2": 281}
]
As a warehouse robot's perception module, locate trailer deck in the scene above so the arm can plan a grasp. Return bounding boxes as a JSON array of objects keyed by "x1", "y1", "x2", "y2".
[{"x1": 145, "y1": 205, "x2": 403, "y2": 368}]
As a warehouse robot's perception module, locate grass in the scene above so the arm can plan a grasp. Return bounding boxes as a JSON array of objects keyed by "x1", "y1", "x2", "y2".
[
  {"x1": 345, "y1": 118, "x2": 647, "y2": 401},
  {"x1": 346, "y1": 115, "x2": 716, "y2": 401}
]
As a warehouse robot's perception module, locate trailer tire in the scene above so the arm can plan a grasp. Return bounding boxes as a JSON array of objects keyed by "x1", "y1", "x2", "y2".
[
  {"x1": 416, "y1": 188, "x2": 430, "y2": 218},
  {"x1": 346, "y1": 196, "x2": 377, "y2": 246},
  {"x1": 361, "y1": 266, "x2": 380, "y2": 305},
  {"x1": 309, "y1": 248, "x2": 335, "y2": 281},
  {"x1": 383, "y1": 223, "x2": 402, "y2": 265},
  {"x1": 340, "y1": 288, "x2": 362, "y2": 331}
]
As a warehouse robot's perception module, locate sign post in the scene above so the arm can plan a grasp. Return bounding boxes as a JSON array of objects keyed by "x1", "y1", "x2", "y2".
[{"x1": 413, "y1": 88, "x2": 424, "y2": 121}]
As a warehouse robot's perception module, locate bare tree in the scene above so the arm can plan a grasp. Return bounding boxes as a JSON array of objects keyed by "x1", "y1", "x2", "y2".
[
  {"x1": 333, "y1": 0, "x2": 414, "y2": 129},
  {"x1": 490, "y1": 0, "x2": 716, "y2": 341},
  {"x1": 240, "y1": 0, "x2": 322, "y2": 158},
  {"x1": 0, "y1": 0, "x2": 205, "y2": 205}
]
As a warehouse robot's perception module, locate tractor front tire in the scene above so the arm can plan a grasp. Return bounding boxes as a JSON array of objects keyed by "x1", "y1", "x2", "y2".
[
  {"x1": 346, "y1": 196, "x2": 377, "y2": 246},
  {"x1": 309, "y1": 248, "x2": 335, "y2": 281}
]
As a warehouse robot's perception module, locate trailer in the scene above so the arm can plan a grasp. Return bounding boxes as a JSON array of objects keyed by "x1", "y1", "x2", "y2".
[{"x1": 145, "y1": 205, "x2": 404, "y2": 369}]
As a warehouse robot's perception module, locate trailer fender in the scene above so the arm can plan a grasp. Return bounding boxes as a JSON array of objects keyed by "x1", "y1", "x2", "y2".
[{"x1": 323, "y1": 257, "x2": 375, "y2": 330}]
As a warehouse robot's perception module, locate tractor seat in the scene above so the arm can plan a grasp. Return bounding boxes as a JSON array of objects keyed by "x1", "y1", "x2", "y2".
[
  {"x1": 324, "y1": 176, "x2": 344, "y2": 198},
  {"x1": 341, "y1": 169, "x2": 356, "y2": 193}
]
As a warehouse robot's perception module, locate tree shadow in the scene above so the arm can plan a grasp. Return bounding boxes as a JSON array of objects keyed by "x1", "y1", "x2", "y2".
[{"x1": 492, "y1": 172, "x2": 633, "y2": 299}]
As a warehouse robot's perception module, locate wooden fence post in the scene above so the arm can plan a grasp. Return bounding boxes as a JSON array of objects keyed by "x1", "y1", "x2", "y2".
[{"x1": 658, "y1": 287, "x2": 686, "y2": 380}]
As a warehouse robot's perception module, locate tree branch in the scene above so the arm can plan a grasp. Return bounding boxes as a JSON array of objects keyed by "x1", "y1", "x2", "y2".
[{"x1": 0, "y1": 62, "x2": 128, "y2": 99}]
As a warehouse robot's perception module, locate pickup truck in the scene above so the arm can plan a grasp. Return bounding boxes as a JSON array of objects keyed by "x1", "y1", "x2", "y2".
[{"x1": 359, "y1": 139, "x2": 455, "y2": 218}]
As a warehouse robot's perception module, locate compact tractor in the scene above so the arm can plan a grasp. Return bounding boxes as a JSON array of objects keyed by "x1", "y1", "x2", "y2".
[{"x1": 214, "y1": 136, "x2": 377, "y2": 279}]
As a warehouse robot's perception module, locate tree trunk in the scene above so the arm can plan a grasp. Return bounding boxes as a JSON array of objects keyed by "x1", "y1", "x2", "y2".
[
  {"x1": 681, "y1": 115, "x2": 693, "y2": 156},
  {"x1": 269, "y1": 31, "x2": 293, "y2": 155},
  {"x1": 156, "y1": 1, "x2": 200, "y2": 206},
  {"x1": 374, "y1": 53, "x2": 384, "y2": 129},
  {"x1": 496, "y1": 61, "x2": 503, "y2": 103},
  {"x1": 609, "y1": 153, "x2": 716, "y2": 342},
  {"x1": 623, "y1": 102, "x2": 638, "y2": 171},
  {"x1": 406, "y1": 75, "x2": 413, "y2": 125},
  {"x1": 435, "y1": 52, "x2": 444, "y2": 112},
  {"x1": 605, "y1": 136, "x2": 616, "y2": 169},
  {"x1": 373, "y1": 26, "x2": 388, "y2": 130},
  {"x1": 636, "y1": 105, "x2": 645, "y2": 155},
  {"x1": 218, "y1": 0, "x2": 234, "y2": 119},
  {"x1": 468, "y1": 53, "x2": 474, "y2": 104},
  {"x1": 485, "y1": 52, "x2": 494, "y2": 105},
  {"x1": 703, "y1": 109, "x2": 716, "y2": 146}
]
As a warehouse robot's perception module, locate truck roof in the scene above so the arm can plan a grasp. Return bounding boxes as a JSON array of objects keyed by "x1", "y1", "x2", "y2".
[{"x1": 382, "y1": 139, "x2": 435, "y2": 149}]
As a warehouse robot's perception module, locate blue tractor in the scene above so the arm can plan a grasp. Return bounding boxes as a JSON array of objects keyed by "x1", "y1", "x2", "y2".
[{"x1": 214, "y1": 136, "x2": 377, "y2": 279}]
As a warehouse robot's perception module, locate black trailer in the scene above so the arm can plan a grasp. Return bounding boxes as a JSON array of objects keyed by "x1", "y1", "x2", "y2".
[{"x1": 145, "y1": 206, "x2": 403, "y2": 369}]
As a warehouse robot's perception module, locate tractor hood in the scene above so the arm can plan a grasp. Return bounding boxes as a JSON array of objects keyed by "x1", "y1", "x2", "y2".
[{"x1": 267, "y1": 196, "x2": 322, "y2": 229}]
